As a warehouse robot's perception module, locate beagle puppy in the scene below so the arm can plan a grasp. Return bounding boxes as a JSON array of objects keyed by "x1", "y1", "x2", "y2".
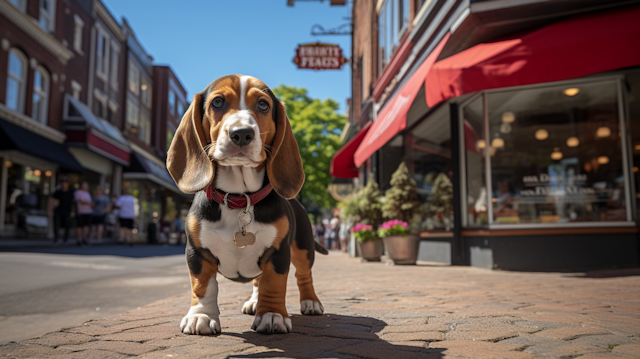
[{"x1": 167, "y1": 75, "x2": 328, "y2": 335}]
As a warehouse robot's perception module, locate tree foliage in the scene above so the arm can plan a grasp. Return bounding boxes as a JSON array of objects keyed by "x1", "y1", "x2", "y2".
[
  {"x1": 272, "y1": 85, "x2": 346, "y2": 211},
  {"x1": 356, "y1": 175, "x2": 383, "y2": 228},
  {"x1": 381, "y1": 162, "x2": 420, "y2": 223}
]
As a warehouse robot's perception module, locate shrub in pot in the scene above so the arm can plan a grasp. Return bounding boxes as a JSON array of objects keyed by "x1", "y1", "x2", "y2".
[
  {"x1": 380, "y1": 162, "x2": 421, "y2": 265},
  {"x1": 351, "y1": 223, "x2": 382, "y2": 261}
]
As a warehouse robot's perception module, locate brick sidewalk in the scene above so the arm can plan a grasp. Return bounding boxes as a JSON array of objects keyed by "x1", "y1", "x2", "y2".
[{"x1": 1, "y1": 251, "x2": 639, "y2": 358}]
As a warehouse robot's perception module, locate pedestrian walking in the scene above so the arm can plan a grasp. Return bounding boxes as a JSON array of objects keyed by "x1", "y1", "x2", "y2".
[
  {"x1": 74, "y1": 182, "x2": 93, "y2": 246},
  {"x1": 315, "y1": 221, "x2": 325, "y2": 245},
  {"x1": 91, "y1": 186, "x2": 111, "y2": 244},
  {"x1": 339, "y1": 219, "x2": 350, "y2": 252},
  {"x1": 115, "y1": 188, "x2": 136, "y2": 246},
  {"x1": 49, "y1": 177, "x2": 73, "y2": 244},
  {"x1": 329, "y1": 214, "x2": 341, "y2": 250},
  {"x1": 174, "y1": 212, "x2": 185, "y2": 245}
]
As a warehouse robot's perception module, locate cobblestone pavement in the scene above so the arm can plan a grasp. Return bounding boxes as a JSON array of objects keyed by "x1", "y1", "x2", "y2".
[{"x1": 1, "y1": 251, "x2": 639, "y2": 358}]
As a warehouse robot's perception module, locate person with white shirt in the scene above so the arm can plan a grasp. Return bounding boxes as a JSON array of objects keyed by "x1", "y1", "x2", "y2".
[
  {"x1": 115, "y1": 188, "x2": 136, "y2": 246},
  {"x1": 74, "y1": 182, "x2": 93, "y2": 246}
]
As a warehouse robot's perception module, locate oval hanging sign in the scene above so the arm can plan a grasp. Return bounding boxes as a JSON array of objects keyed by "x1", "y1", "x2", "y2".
[{"x1": 293, "y1": 43, "x2": 349, "y2": 70}]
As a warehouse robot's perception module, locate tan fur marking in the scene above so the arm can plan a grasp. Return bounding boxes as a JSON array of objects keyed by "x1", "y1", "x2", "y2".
[
  {"x1": 187, "y1": 216, "x2": 202, "y2": 248},
  {"x1": 270, "y1": 216, "x2": 290, "y2": 250},
  {"x1": 253, "y1": 276, "x2": 261, "y2": 288},
  {"x1": 190, "y1": 260, "x2": 218, "y2": 306},
  {"x1": 291, "y1": 241, "x2": 321, "y2": 303},
  {"x1": 256, "y1": 262, "x2": 289, "y2": 317}
]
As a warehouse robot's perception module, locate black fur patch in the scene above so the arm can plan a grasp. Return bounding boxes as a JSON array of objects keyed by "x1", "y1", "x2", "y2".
[{"x1": 289, "y1": 198, "x2": 316, "y2": 266}]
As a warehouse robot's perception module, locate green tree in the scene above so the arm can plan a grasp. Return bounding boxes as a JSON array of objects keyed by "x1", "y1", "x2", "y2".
[
  {"x1": 381, "y1": 162, "x2": 420, "y2": 223},
  {"x1": 356, "y1": 175, "x2": 383, "y2": 228},
  {"x1": 273, "y1": 85, "x2": 346, "y2": 211}
]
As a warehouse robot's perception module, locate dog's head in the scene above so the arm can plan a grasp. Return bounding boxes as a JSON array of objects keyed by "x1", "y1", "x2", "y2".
[{"x1": 166, "y1": 75, "x2": 304, "y2": 199}]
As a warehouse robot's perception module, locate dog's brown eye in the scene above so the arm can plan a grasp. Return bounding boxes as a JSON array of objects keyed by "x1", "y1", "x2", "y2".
[
  {"x1": 212, "y1": 97, "x2": 224, "y2": 109},
  {"x1": 257, "y1": 100, "x2": 269, "y2": 113}
]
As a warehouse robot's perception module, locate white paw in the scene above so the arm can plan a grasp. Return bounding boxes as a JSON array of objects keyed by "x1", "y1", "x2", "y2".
[
  {"x1": 180, "y1": 313, "x2": 221, "y2": 335},
  {"x1": 251, "y1": 312, "x2": 292, "y2": 334},
  {"x1": 242, "y1": 298, "x2": 258, "y2": 315},
  {"x1": 300, "y1": 300, "x2": 324, "y2": 315}
]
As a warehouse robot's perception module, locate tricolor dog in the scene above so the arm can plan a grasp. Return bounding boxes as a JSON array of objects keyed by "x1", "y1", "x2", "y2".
[{"x1": 167, "y1": 75, "x2": 328, "y2": 335}]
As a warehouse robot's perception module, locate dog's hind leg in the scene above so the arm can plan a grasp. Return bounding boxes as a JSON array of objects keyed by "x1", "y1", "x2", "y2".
[
  {"x1": 292, "y1": 241, "x2": 324, "y2": 315},
  {"x1": 242, "y1": 276, "x2": 260, "y2": 315}
]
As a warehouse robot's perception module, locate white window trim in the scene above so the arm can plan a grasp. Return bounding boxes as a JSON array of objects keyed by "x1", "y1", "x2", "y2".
[
  {"x1": 110, "y1": 40, "x2": 120, "y2": 91},
  {"x1": 108, "y1": 99, "x2": 118, "y2": 112},
  {"x1": 73, "y1": 14, "x2": 84, "y2": 55},
  {"x1": 39, "y1": 0, "x2": 56, "y2": 33},
  {"x1": 32, "y1": 65, "x2": 50, "y2": 125},
  {"x1": 71, "y1": 80, "x2": 82, "y2": 100},
  {"x1": 128, "y1": 59, "x2": 140, "y2": 96},
  {"x1": 93, "y1": 88, "x2": 108, "y2": 118},
  {"x1": 95, "y1": 24, "x2": 110, "y2": 82},
  {"x1": 6, "y1": 48, "x2": 28, "y2": 114}
]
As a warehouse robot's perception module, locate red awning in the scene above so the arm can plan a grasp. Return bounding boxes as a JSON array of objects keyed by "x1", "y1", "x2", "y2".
[
  {"x1": 354, "y1": 33, "x2": 450, "y2": 167},
  {"x1": 426, "y1": 6, "x2": 640, "y2": 107},
  {"x1": 330, "y1": 123, "x2": 371, "y2": 178}
]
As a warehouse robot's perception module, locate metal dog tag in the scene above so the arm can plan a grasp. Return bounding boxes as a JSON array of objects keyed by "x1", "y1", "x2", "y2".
[{"x1": 234, "y1": 231, "x2": 256, "y2": 248}]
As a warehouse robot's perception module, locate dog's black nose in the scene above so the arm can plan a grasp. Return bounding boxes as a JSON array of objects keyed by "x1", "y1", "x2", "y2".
[{"x1": 229, "y1": 127, "x2": 254, "y2": 147}]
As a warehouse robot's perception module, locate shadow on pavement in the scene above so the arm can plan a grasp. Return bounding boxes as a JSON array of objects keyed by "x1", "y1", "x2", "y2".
[
  {"x1": 226, "y1": 314, "x2": 445, "y2": 359},
  {"x1": 564, "y1": 267, "x2": 640, "y2": 279},
  {"x1": 0, "y1": 244, "x2": 185, "y2": 258}
]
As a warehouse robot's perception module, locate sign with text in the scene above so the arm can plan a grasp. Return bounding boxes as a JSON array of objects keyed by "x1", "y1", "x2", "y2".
[{"x1": 293, "y1": 43, "x2": 348, "y2": 70}]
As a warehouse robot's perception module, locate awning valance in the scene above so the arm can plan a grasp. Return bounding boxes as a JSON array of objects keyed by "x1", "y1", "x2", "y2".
[
  {"x1": 425, "y1": 5, "x2": 640, "y2": 107},
  {"x1": 123, "y1": 151, "x2": 184, "y2": 195},
  {"x1": 0, "y1": 118, "x2": 84, "y2": 172},
  {"x1": 64, "y1": 94, "x2": 131, "y2": 165},
  {"x1": 355, "y1": 33, "x2": 450, "y2": 167},
  {"x1": 330, "y1": 122, "x2": 371, "y2": 178}
]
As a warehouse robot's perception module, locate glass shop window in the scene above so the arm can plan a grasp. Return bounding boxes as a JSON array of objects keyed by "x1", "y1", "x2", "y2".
[
  {"x1": 484, "y1": 80, "x2": 627, "y2": 225},
  {"x1": 406, "y1": 105, "x2": 454, "y2": 231},
  {"x1": 462, "y1": 95, "x2": 488, "y2": 226}
]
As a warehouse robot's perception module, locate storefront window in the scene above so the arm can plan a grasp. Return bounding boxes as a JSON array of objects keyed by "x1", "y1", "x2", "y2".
[
  {"x1": 407, "y1": 105, "x2": 454, "y2": 231},
  {"x1": 462, "y1": 95, "x2": 488, "y2": 226},
  {"x1": 627, "y1": 70, "x2": 640, "y2": 218},
  {"x1": 463, "y1": 79, "x2": 629, "y2": 227}
]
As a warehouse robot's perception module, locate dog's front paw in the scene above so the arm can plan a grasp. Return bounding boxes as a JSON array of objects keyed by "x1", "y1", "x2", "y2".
[
  {"x1": 300, "y1": 300, "x2": 324, "y2": 315},
  {"x1": 251, "y1": 312, "x2": 292, "y2": 334},
  {"x1": 242, "y1": 298, "x2": 258, "y2": 315},
  {"x1": 180, "y1": 313, "x2": 221, "y2": 335}
]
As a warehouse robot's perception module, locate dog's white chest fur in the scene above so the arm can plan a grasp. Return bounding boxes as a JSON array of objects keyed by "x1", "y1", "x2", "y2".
[{"x1": 199, "y1": 205, "x2": 277, "y2": 280}]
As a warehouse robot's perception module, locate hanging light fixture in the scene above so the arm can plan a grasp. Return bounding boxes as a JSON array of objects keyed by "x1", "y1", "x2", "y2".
[
  {"x1": 598, "y1": 156, "x2": 609, "y2": 164},
  {"x1": 596, "y1": 126, "x2": 611, "y2": 138},
  {"x1": 491, "y1": 138, "x2": 504, "y2": 148},
  {"x1": 477, "y1": 139, "x2": 486, "y2": 149},
  {"x1": 535, "y1": 129, "x2": 549, "y2": 140},
  {"x1": 564, "y1": 88, "x2": 580, "y2": 96},
  {"x1": 634, "y1": 144, "x2": 640, "y2": 151},
  {"x1": 45, "y1": 170, "x2": 53, "y2": 177},
  {"x1": 500, "y1": 123, "x2": 512, "y2": 134},
  {"x1": 501, "y1": 112, "x2": 515, "y2": 123},
  {"x1": 566, "y1": 136, "x2": 580, "y2": 147},
  {"x1": 551, "y1": 147, "x2": 563, "y2": 160}
]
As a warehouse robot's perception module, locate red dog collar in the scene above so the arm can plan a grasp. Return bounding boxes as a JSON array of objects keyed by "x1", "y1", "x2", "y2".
[{"x1": 205, "y1": 184, "x2": 273, "y2": 209}]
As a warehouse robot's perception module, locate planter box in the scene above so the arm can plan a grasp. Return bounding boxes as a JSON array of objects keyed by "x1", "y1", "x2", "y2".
[
  {"x1": 359, "y1": 238, "x2": 383, "y2": 261},
  {"x1": 383, "y1": 235, "x2": 420, "y2": 265}
]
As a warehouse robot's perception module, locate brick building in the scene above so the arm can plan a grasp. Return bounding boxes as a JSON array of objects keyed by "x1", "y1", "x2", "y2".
[
  {"x1": 0, "y1": 0, "x2": 189, "y2": 240},
  {"x1": 333, "y1": 0, "x2": 640, "y2": 271}
]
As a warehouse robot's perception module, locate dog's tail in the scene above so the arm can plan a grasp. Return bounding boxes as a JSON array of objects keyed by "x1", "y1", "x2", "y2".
[{"x1": 315, "y1": 242, "x2": 329, "y2": 255}]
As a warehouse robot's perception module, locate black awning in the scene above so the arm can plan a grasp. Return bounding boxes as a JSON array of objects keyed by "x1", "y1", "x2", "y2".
[
  {"x1": 123, "y1": 151, "x2": 184, "y2": 195},
  {"x1": 0, "y1": 118, "x2": 84, "y2": 173}
]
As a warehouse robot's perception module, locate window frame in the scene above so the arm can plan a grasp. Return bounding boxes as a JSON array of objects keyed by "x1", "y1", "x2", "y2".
[
  {"x1": 38, "y1": 0, "x2": 56, "y2": 32},
  {"x1": 128, "y1": 59, "x2": 140, "y2": 96},
  {"x1": 5, "y1": 48, "x2": 28, "y2": 113},
  {"x1": 96, "y1": 26, "x2": 110, "y2": 81},
  {"x1": 109, "y1": 41, "x2": 120, "y2": 91},
  {"x1": 73, "y1": 14, "x2": 85, "y2": 54},
  {"x1": 458, "y1": 75, "x2": 634, "y2": 229},
  {"x1": 31, "y1": 65, "x2": 50, "y2": 125},
  {"x1": 71, "y1": 80, "x2": 82, "y2": 100}
]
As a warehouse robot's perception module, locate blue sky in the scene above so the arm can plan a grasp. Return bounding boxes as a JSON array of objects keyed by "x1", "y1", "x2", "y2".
[{"x1": 104, "y1": 0, "x2": 352, "y2": 114}]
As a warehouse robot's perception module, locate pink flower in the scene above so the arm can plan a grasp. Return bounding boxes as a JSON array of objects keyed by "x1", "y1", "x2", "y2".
[
  {"x1": 351, "y1": 223, "x2": 372, "y2": 233},
  {"x1": 381, "y1": 220, "x2": 408, "y2": 229}
]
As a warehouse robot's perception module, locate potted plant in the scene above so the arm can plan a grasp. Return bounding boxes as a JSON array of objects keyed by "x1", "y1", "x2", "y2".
[
  {"x1": 351, "y1": 223, "x2": 382, "y2": 261},
  {"x1": 380, "y1": 162, "x2": 421, "y2": 265}
]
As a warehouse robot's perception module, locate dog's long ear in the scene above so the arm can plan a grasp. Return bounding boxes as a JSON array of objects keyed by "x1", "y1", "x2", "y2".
[
  {"x1": 267, "y1": 100, "x2": 305, "y2": 199},
  {"x1": 167, "y1": 93, "x2": 214, "y2": 194}
]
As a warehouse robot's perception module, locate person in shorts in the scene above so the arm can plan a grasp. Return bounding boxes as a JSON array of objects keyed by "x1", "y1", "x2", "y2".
[
  {"x1": 49, "y1": 177, "x2": 74, "y2": 244},
  {"x1": 74, "y1": 182, "x2": 93, "y2": 246},
  {"x1": 91, "y1": 186, "x2": 111, "y2": 244},
  {"x1": 115, "y1": 188, "x2": 136, "y2": 246}
]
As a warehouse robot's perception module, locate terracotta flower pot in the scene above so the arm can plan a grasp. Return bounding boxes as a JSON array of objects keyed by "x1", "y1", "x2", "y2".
[
  {"x1": 359, "y1": 238, "x2": 383, "y2": 262},
  {"x1": 383, "y1": 235, "x2": 420, "y2": 265}
]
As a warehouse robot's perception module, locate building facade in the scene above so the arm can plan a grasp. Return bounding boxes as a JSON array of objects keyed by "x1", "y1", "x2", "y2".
[
  {"x1": 0, "y1": 0, "x2": 189, "y2": 240},
  {"x1": 334, "y1": 0, "x2": 640, "y2": 271}
]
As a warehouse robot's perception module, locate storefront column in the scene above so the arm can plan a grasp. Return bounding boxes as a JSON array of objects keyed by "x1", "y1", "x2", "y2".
[
  {"x1": 113, "y1": 164, "x2": 122, "y2": 197},
  {"x1": 449, "y1": 103, "x2": 465, "y2": 265},
  {"x1": 0, "y1": 159, "x2": 7, "y2": 235},
  {"x1": 48, "y1": 174, "x2": 55, "y2": 239}
]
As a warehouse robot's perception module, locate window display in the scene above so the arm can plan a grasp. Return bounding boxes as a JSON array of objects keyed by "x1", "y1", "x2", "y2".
[{"x1": 463, "y1": 79, "x2": 630, "y2": 227}]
